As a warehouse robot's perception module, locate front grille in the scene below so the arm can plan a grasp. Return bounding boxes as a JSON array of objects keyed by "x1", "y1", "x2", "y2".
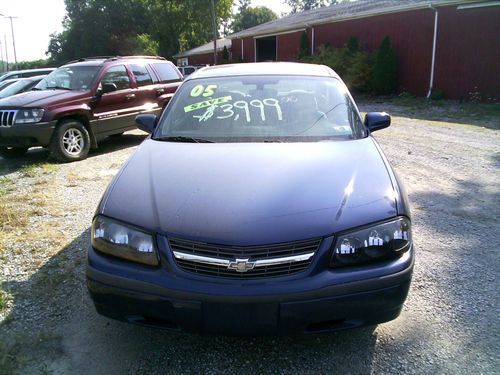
[
  {"x1": 0, "y1": 110, "x2": 17, "y2": 127},
  {"x1": 169, "y1": 237, "x2": 321, "y2": 279}
]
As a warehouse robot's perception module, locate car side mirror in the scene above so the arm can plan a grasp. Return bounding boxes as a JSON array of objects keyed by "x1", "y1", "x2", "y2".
[
  {"x1": 135, "y1": 114, "x2": 157, "y2": 134},
  {"x1": 364, "y1": 112, "x2": 391, "y2": 132},
  {"x1": 101, "y1": 83, "x2": 118, "y2": 94}
]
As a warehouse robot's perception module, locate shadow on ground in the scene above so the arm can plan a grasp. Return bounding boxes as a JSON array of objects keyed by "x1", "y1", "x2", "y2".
[
  {"x1": 0, "y1": 132, "x2": 146, "y2": 176},
  {"x1": 402, "y1": 175, "x2": 500, "y2": 373},
  {"x1": 1, "y1": 228, "x2": 381, "y2": 374}
]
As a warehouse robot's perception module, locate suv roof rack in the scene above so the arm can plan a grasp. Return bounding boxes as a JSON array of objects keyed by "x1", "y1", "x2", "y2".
[
  {"x1": 103, "y1": 56, "x2": 167, "y2": 62},
  {"x1": 65, "y1": 56, "x2": 114, "y2": 64},
  {"x1": 64, "y1": 56, "x2": 167, "y2": 65}
]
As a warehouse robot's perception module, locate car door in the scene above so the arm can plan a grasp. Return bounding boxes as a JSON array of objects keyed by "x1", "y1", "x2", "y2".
[
  {"x1": 92, "y1": 65, "x2": 140, "y2": 136},
  {"x1": 128, "y1": 63, "x2": 162, "y2": 117},
  {"x1": 149, "y1": 61, "x2": 183, "y2": 109}
]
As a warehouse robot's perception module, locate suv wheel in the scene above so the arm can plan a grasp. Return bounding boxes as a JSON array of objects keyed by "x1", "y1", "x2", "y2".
[
  {"x1": 50, "y1": 120, "x2": 90, "y2": 162},
  {"x1": 0, "y1": 147, "x2": 28, "y2": 159}
]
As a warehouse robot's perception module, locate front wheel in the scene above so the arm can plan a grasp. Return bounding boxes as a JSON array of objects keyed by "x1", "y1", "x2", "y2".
[
  {"x1": 0, "y1": 147, "x2": 28, "y2": 159},
  {"x1": 49, "y1": 120, "x2": 90, "y2": 162}
]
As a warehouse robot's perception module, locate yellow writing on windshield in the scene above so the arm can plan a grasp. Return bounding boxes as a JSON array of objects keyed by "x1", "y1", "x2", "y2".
[{"x1": 184, "y1": 96, "x2": 232, "y2": 113}]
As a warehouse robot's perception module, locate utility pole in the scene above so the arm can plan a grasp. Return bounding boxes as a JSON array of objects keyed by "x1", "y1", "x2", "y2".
[
  {"x1": 210, "y1": 0, "x2": 217, "y2": 65},
  {"x1": 0, "y1": 14, "x2": 18, "y2": 69},
  {"x1": 3, "y1": 35, "x2": 8, "y2": 71},
  {"x1": 6, "y1": 16, "x2": 18, "y2": 69},
  {"x1": 0, "y1": 38, "x2": 4, "y2": 72}
]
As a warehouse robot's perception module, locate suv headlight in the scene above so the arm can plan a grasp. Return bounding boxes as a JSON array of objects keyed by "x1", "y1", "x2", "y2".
[
  {"x1": 91, "y1": 215, "x2": 159, "y2": 266},
  {"x1": 331, "y1": 217, "x2": 411, "y2": 267},
  {"x1": 15, "y1": 108, "x2": 45, "y2": 124}
]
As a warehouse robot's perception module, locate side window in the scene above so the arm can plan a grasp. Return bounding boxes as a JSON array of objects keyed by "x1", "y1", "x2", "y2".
[
  {"x1": 130, "y1": 64, "x2": 153, "y2": 87},
  {"x1": 24, "y1": 71, "x2": 42, "y2": 78},
  {"x1": 101, "y1": 65, "x2": 130, "y2": 91},
  {"x1": 152, "y1": 63, "x2": 181, "y2": 83}
]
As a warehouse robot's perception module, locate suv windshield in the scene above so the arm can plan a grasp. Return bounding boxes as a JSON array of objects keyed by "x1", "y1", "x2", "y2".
[
  {"x1": 35, "y1": 65, "x2": 101, "y2": 91},
  {"x1": 155, "y1": 75, "x2": 365, "y2": 142}
]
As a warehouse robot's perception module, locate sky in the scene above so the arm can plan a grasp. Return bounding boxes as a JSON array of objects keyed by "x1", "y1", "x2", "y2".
[{"x1": 0, "y1": 0, "x2": 290, "y2": 63}]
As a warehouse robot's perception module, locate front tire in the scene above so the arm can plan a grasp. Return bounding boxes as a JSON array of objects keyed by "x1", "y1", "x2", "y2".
[
  {"x1": 50, "y1": 120, "x2": 90, "y2": 162},
  {"x1": 0, "y1": 147, "x2": 28, "y2": 159}
]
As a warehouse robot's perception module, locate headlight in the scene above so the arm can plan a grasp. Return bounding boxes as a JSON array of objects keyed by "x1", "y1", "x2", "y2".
[
  {"x1": 14, "y1": 108, "x2": 45, "y2": 124},
  {"x1": 91, "y1": 215, "x2": 159, "y2": 266},
  {"x1": 331, "y1": 217, "x2": 411, "y2": 267}
]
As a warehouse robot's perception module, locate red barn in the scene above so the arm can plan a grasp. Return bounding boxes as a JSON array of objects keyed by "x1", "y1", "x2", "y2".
[
  {"x1": 173, "y1": 38, "x2": 232, "y2": 67},
  {"x1": 229, "y1": 0, "x2": 500, "y2": 100}
]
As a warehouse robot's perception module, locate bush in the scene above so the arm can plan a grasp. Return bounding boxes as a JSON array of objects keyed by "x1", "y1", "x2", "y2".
[
  {"x1": 372, "y1": 36, "x2": 397, "y2": 94},
  {"x1": 429, "y1": 88, "x2": 445, "y2": 100},
  {"x1": 298, "y1": 31, "x2": 310, "y2": 60},
  {"x1": 299, "y1": 35, "x2": 399, "y2": 95},
  {"x1": 222, "y1": 46, "x2": 230, "y2": 64},
  {"x1": 300, "y1": 42, "x2": 373, "y2": 94}
]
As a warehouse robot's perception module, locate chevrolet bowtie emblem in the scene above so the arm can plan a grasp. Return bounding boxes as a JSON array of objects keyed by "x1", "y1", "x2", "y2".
[{"x1": 227, "y1": 258, "x2": 256, "y2": 273}]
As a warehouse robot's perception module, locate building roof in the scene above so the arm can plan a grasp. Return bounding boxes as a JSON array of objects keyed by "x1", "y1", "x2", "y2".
[
  {"x1": 173, "y1": 38, "x2": 232, "y2": 59},
  {"x1": 228, "y1": 0, "x2": 483, "y2": 39},
  {"x1": 186, "y1": 62, "x2": 339, "y2": 80}
]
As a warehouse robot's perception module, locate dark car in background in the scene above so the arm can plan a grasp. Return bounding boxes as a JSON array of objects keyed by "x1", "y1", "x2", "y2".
[
  {"x1": 87, "y1": 62, "x2": 414, "y2": 335},
  {"x1": 0, "y1": 75, "x2": 46, "y2": 99},
  {"x1": 178, "y1": 64, "x2": 206, "y2": 77},
  {"x1": 0, "y1": 56, "x2": 182, "y2": 161}
]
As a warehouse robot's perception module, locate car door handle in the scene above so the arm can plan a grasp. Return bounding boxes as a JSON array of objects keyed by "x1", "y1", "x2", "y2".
[
  {"x1": 156, "y1": 89, "x2": 165, "y2": 96},
  {"x1": 125, "y1": 94, "x2": 136, "y2": 100}
]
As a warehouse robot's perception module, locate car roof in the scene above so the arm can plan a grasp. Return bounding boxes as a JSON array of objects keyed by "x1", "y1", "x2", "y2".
[
  {"x1": 63, "y1": 56, "x2": 170, "y2": 68},
  {"x1": 187, "y1": 62, "x2": 338, "y2": 80},
  {"x1": 1, "y1": 67, "x2": 54, "y2": 75}
]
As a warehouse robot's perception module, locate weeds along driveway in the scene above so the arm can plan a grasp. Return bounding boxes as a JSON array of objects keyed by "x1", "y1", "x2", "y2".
[{"x1": 1, "y1": 102, "x2": 499, "y2": 374}]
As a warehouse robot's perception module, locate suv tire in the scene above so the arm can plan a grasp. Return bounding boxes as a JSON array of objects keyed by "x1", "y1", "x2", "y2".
[
  {"x1": 50, "y1": 120, "x2": 90, "y2": 162},
  {"x1": 0, "y1": 147, "x2": 28, "y2": 159}
]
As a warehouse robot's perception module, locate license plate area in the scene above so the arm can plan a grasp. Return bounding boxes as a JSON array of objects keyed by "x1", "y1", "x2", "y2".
[{"x1": 203, "y1": 302, "x2": 278, "y2": 334}]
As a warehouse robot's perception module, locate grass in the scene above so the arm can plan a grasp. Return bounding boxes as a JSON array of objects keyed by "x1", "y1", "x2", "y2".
[
  {"x1": 0, "y1": 288, "x2": 12, "y2": 312},
  {"x1": 34, "y1": 262, "x2": 74, "y2": 288},
  {"x1": 0, "y1": 164, "x2": 66, "y2": 261},
  {"x1": 388, "y1": 96, "x2": 500, "y2": 129},
  {"x1": 19, "y1": 162, "x2": 58, "y2": 178}
]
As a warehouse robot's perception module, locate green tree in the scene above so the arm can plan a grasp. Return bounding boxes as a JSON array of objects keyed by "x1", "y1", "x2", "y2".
[
  {"x1": 232, "y1": 6, "x2": 277, "y2": 33},
  {"x1": 135, "y1": 34, "x2": 159, "y2": 56},
  {"x1": 147, "y1": 0, "x2": 233, "y2": 58},
  {"x1": 372, "y1": 36, "x2": 397, "y2": 94},
  {"x1": 237, "y1": 0, "x2": 252, "y2": 12},
  {"x1": 47, "y1": 0, "x2": 233, "y2": 64},
  {"x1": 47, "y1": 0, "x2": 149, "y2": 64}
]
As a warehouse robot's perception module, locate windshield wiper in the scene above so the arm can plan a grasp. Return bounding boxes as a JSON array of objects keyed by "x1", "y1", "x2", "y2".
[
  {"x1": 155, "y1": 136, "x2": 214, "y2": 143},
  {"x1": 31, "y1": 87, "x2": 42, "y2": 91},
  {"x1": 46, "y1": 86, "x2": 72, "y2": 90}
]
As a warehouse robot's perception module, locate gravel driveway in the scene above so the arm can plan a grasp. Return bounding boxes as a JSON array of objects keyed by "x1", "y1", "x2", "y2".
[{"x1": 1, "y1": 100, "x2": 499, "y2": 374}]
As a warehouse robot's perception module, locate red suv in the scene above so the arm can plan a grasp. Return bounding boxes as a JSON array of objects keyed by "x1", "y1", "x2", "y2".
[{"x1": 0, "y1": 56, "x2": 183, "y2": 162}]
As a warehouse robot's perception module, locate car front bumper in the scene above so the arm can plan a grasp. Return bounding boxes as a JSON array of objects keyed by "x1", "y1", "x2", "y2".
[
  {"x1": 0, "y1": 120, "x2": 57, "y2": 148},
  {"x1": 86, "y1": 238, "x2": 414, "y2": 335}
]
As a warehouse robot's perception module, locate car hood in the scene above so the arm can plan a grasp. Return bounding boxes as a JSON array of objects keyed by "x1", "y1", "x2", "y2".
[
  {"x1": 100, "y1": 138, "x2": 398, "y2": 245},
  {"x1": 0, "y1": 89, "x2": 86, "y2": 108}
]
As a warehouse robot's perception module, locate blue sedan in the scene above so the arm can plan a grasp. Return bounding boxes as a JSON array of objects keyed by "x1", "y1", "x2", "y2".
[{"x1": 87, "y1": 62, "x2": 413, "y2": 334}]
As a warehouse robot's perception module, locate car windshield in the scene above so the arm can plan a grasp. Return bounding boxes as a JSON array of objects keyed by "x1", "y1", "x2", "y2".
[
  {"x1": 35, "y1": 65, "x2": 101, "y2": 91},
  {"x1": 0, "y1": 79, "x2": 32, "y2": 98},
  {"x1": 154, "y1": 75, "x2": 366, "y2": 142}
]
